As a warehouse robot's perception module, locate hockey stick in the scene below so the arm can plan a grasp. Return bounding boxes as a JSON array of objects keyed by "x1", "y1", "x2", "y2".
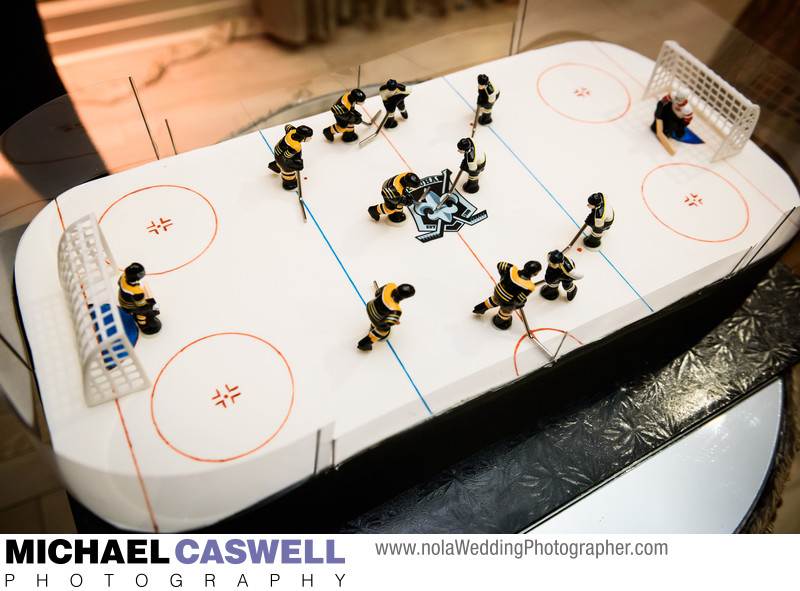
[
  {"x1": 655, "y1": 119, "x2": 676, "y2": 155},
  {"x1": 519, "y1": 308, "x2": 554, "y2": 360},
  {"x1": 563, "y1": 223, "x2": 589, "y2": 252},
  {"x1": 435, "y1": 169, "x2": 464, "y2": 211},
  {"x1": 296, "y1": 173, "x2": 307, "y2": 222},
  {"x1": 470, "y1": 107, "x2": 481, "y2": 137},
  {"x1": 359, "y1": 112, "x2": 390, "y2": 147},
  {"x1": 358, "y1": 109, "x2": 383, "y2": 127}
]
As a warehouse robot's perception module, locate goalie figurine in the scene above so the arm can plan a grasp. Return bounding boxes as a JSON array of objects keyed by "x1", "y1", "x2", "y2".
[
  {"x1": 651, "y1": 88, "x2": 693, "y2": 154},
  {"x1": 583, "y1": 192, "x2": 614, "y2": 250},
  {"x1": 268, "y1": 124, "x2": 313, "y2": 191},
  {"x1": 539, "y1": 250, "x2": 583, "y2": 301},
  {"x1": 368, "y1": 172, "x2": 422, "y2": 225},
  {"x1": 379, "y1": 79, "x2": 410, "y2": 129},
  {"x1": 358, "y1": 283, "x2": 415, "y2": 351},
  {"x1": 473, "y1": 260, "x2": 541, "y2": 330},
  {"x1": 118, "y1": 263, "x2": 161, "y2": 335},
  {"x1": 323, "y1": 88, "x2": 366, "y2": 143}
]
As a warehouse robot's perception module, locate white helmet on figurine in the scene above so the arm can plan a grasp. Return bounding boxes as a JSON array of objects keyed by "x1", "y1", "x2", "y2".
[{"x1": 673, "y1": 88, "x2": 690, "y2": 103}]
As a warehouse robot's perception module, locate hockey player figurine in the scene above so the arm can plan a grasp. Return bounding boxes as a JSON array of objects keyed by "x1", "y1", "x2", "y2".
[
  {"x1": 118, "y1": 263, "x2": 161, "y2": 335},
  {"x1": 357, "y1": 283, "x2": 415, "y2": 351},
  {"x1": 323, "y1": 88, "x2": 366, "y2": 143},
  {"x1": 476, "y1": 74, "x2": 499, "y2": 125},
  {"x1": 379, "y1": 79, "x2": 410, "y2": 129},
  {"x1": 651, "y1": 88, "x2": 693, "y2": 154},
  {"x1": 583, "y1": 192, "x2": 614, "y2": 250},
  {"x1": 268, "y1": 124, "x2": 313, "y2": 191},
  {"x1": 473, "y1": 261, "x2": 541, "y2": 330},
  {"x1": 368, "y1": 171, "x2": 422, "y2": 225},
  {"x1": 539, "y1": 250, "x2": 584, "y2": 301},
  {"x1": 457, "y1": 137, "x2": 486, "y2": 193}
]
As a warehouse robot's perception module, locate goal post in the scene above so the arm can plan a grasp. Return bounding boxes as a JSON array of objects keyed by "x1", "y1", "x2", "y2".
[
  {"x1": 644, "y1": 40, "x2": 760, "y2": 161},
  {"x1": 57, "y1": 214, "x2": 150, "y2": 407}
]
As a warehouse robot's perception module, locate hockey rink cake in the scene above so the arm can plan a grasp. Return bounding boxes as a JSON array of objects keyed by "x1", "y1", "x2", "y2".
[{"x1": 14, "y1": 41, "x2": 800, "y2": 531}]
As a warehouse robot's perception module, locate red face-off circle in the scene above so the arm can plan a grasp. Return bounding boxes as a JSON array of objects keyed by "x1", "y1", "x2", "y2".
[
  {"x1": 151, "y1": 333, "x2": 295, "y2": 462},
  {"x1": 641, "y1": 163, "x2": 749, "y2": 243},
  {"x1": 537, "y1": 63, "x2": 631, "y2": 124},
  {"x1": 99, "y1": 185, "x2": 218, "y2": 275}
]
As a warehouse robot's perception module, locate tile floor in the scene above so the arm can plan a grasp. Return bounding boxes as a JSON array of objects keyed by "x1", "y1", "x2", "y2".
[{"x1": 1, "y1": 0, "x2": 799, "y2": 533}]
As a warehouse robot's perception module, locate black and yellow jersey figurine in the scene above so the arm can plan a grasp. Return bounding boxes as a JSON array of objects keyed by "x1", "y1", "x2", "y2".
[
  {"x1": 118, "y1": 262, "x2": 161, "y2": 335},
  {"x1": 473, "y1": 261, "x2": 541, "y2": 330},
  {"x1": 322, "y1": 88, "x2": 366, "y2": 143},
  {"x1": 268, "y1": 124, "x2": 313, "y2": 191},
  {"x1": 358, "y1": 283, "x2": 416, "y2": 351},
  {"x1": 367, "y1": 171, "x2": 421, "y2": 225}
]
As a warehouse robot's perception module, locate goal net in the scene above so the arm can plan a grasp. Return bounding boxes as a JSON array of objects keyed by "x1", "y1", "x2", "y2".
[
  {"x1": 644, "y1": 40, "x2": 760, "y2": 161},
  {"x1": 57, "y1": 214, "x2": 150, "y2": 407}
]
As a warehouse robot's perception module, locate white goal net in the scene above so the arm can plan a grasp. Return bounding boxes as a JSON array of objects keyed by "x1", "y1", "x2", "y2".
[
  {"x1": 57, "y1": 214, "x2": 150, "y2": 407},
  {"x1": 644, "y1": 40, "x2": 760, "y2": 161}
]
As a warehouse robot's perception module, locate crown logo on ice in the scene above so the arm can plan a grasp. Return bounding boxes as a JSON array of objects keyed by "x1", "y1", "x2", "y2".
[{"x1": 409, "y1": 169, "x2": 488, "y2": 243}]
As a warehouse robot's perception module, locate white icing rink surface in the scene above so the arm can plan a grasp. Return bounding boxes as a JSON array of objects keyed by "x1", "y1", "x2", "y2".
[{"x1": 15, "y1": 42, "x2": 799, "y2": 531}]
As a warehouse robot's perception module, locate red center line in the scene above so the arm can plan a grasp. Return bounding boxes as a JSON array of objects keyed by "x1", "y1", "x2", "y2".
[
  {"x1": 363, "y1": 103, "x2": 540, "y2": 348},
  {"x1": 456, "y1": 232, "x2": 495, "y2": 284},
  {"x1": 361, "y1": 107, "x2": 414, "y2": 173},
  {"x1": 361, "y1": 107, "x2": 501, "y2": 287}
]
